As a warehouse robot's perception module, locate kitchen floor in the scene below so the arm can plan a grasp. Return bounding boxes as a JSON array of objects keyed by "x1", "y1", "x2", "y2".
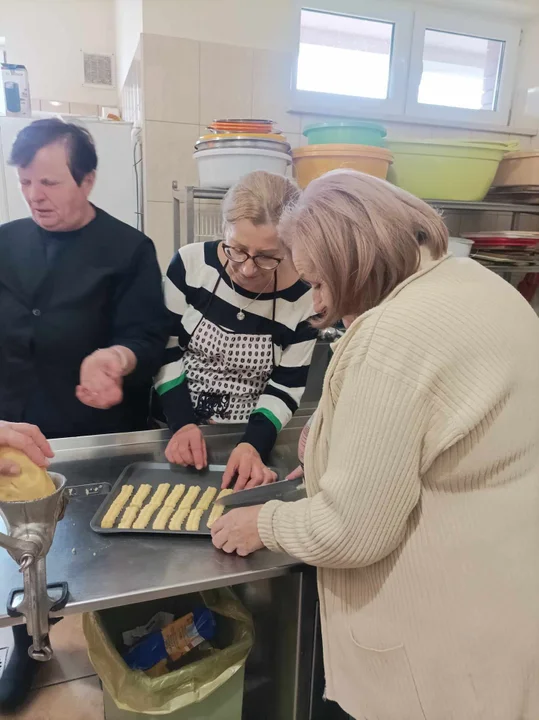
[{"x1": 0, "y1": 615, "x2": 104, "y2": 720}]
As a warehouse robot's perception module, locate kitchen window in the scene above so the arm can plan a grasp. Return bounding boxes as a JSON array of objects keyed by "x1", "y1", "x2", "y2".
[{"x1": 292, "y1": 1, "x2": 522, "y2": 128}]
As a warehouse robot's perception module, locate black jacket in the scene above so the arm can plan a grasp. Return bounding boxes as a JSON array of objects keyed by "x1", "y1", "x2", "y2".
[{"x1": 0, "y1": 207, "x2": 170, "y2": 438}]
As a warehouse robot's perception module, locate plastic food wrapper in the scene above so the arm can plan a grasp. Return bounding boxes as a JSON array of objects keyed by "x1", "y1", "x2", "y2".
[
  {"x1": 124, "y1": 607, "x2": 216, "y2": 671},
  {"x1": 82, "y1": 588, "x2": 254, "y2": 714},
  {"x1": 122, "y1": 612, "x2": 175, "y2": 648}
]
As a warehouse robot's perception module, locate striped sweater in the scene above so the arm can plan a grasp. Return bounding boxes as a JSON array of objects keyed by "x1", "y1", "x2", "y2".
[{"x1": 155, "y1": 241, "x2": 316, "y2": 458}]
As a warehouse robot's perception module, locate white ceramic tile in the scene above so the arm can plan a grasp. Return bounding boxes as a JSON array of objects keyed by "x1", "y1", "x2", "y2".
[
  {"x1": 144, "y1": 120, "x2": 199, "y2": 202},
  {"x1": 252, "y1": 49, "x2": 300, "y2": 134},
  {"x1": 145, "y1": 201, "x2": 174, "y2": 270},
  {"x1": 143, "y1": 34, "x2": 199, "y2": 124},
  {"x1": 200, "y1": 42, "x2": 254, "y2": 125},
  {"x1": 69, "y1": 102, "x2": 99, "y2": 117},
  {"x1": 286, "y1": 132, "x2": 302, "y2": 150},
  {"x1": 40, "y1": 100, "x2": 70, "y2": 114}
]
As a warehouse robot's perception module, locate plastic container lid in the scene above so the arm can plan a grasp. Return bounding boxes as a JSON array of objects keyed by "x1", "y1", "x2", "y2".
[
  {"x1": 199, "y1": 132, "x2": 287, "y2": 142},
  {"x1": 193, "y1": 147, "x2": 292, "y2": 161},
  {"x1": 303, "y1": 120, "x2": 386, "y2": 135}
]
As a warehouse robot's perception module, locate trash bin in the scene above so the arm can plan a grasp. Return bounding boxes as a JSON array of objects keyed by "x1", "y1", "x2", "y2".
[{"x1": 83, "y1": 588, "x2": 253, "y2": 719}]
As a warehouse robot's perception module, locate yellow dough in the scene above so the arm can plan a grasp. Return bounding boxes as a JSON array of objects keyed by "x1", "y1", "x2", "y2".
[
  {"x1": 152, "y1": 484, "x2": 185, "y2": 530},
  {"x1": 207, "y1": 489, "x2": 233, "y2": 529},
  {"x1": 131, "y1": 484, "x2": 152, "y2": 508},
  {"x1": 178, "y1": 485, "x2": 200, "y2": 510},
  {"x1": 133, "y1": 503, "x2": 159, "y2": 530},
  {"x1": 169, "y1": 508, "x2": 189, "y2": 531},
  {"x1": 0, "y1": 449, "x2": 56, "y2": 503},
  {"x1": 118, "y1": 505, "x2": 140, "y2": 529},
  {"x1": 196, "y1": 487, "x2": 217, "y2": 511},
  {"x1": 101, "y1": 485, "x2": 134, "y2": 529},
  {"x1": 149, "y1": 483, "x2": 170, "y2": 507},
  {"x1": 186, "y1": 509, "x2": 204, "y2": 532}
]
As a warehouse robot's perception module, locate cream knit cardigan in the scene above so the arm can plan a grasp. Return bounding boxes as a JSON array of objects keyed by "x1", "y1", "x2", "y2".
[{"x1": 258, "y1": 255, "x2": 539, "y2": 720}]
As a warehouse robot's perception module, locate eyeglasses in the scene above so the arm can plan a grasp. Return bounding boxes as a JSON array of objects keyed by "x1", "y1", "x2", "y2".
[{"x1": 222, "y1": 243, "x2": 282, "y2": 271}]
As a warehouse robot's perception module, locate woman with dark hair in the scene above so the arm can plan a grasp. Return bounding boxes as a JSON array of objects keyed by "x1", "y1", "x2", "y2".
[{"x1": 0, "y1": 118, "x2": 169, "y2": 710}]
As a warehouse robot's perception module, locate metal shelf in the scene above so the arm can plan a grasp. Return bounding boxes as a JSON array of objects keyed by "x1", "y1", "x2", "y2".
[
  {"x1": 428, "y1": 200, "x2": 539, "y2": 214},
  {"x1": 171, "y1": 184, "x2": 539, "y2": 250},
  {"x1": 477, "y1": 264, "x2": 539, "y2": 273}
]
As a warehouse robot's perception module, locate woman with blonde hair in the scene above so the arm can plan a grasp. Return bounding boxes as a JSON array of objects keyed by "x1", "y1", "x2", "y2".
[
  {"x1": 155, "y1": 171, "x2": 316, "y2": 489},
  {"x1": 211, "y1": 170, "x2": 539, "y2": 719}
]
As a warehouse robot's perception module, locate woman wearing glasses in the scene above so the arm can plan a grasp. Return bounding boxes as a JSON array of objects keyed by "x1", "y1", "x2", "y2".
[{"x1": 155, "y1": 171, "x2": 316, "y2": 489}]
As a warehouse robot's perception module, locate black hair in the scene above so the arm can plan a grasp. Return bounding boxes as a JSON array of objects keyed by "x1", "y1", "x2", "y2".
[{"x1": 8, "y1": 118, "x2": 98, "y2": 186}]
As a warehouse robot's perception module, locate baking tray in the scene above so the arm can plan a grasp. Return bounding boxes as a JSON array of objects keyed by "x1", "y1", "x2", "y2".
[{"x1": 91, "y1": 462, "x2": 236, "y2": 537}]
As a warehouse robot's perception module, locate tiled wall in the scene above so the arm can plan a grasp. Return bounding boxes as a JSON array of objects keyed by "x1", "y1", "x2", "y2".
[{"x1": 136, "y1": 32, "x2": 539, "y2": 270}]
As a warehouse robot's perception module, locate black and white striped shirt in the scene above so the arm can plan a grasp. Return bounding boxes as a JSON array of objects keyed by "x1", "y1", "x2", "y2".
[{"x1": 155, "y1": 241, "x2": 317, "y2": 458}]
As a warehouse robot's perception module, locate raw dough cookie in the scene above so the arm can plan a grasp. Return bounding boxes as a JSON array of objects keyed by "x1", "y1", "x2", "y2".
[
  {"x1": 186, "y1": 509, "x2": 204, "y2": 532},
  {"x1": 207, "y1": 489, "x2": 233, "y2": 529},
  {"x1": 0, "y1": 449, "x2": 56, "y2": 503},
  {"x1": 152, "y1": 484, "x2": 185, "y2": 531},
  {"x1": 116, "y1": 483, "x2": 152, "y2": 529},
  {"x1": 196, "y1": 487, "x2": 217, "y2": 511},
  {"x1": 131, "y1": 484, "x2": 152, "y2": 507},
  {"x1": 118, "y1": 505, "x2": 140, "y2": 529},
  {"x1": 101, "y1": 485, "x2": 134, "y2": 528},
  {"x1": 149, "y1": 483, "x2": 170, "y2": 507},
  {"x1": 133, "y1": 503, "x2": 159, "y2": 530},
  {"x1": 178, "y1": 486, "x2": 201, "y2": 510},
  {"x1": 169, "y1": 508, "x2": 190, "y2": 531}
]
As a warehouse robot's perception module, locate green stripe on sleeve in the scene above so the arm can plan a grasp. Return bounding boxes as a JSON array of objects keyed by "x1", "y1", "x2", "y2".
[
  {"x1": 251, "y1": 408, "x2": 283, "y2": 432},
  {"x1": 156, "y1": 372, "x2": 187, "y2": 396}
]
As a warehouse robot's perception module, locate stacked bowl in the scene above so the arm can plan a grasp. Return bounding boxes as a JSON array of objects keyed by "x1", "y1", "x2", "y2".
[
  {"x1": 194, "y1": 119, "x2": 292, "y2": 188},
  {"x1": 292, "y1": 120, "x2": 393, "y2": 188}
]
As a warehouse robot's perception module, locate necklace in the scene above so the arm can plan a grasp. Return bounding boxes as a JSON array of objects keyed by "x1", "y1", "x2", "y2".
[{"x1": 230, "y1": 273, "x2": 275, "y2": 320}]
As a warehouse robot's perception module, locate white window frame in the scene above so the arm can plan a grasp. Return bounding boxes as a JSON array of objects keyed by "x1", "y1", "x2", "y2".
[
  {"x1": 405, "y1": 9, "x2": 521, "y2": 125},
  {"x1": 291, "y1": 0, "x2": 414, "y2": 118},
  {"x1": 291, "y1": 1, "x2": 523, "y2": 129}
]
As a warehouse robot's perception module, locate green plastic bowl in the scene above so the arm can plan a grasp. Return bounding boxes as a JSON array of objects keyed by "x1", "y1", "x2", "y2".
[
  {"x1": 387, "y1": 140, "x2": 510, "y2": 201},
  {"x1": 303, "y1": 121, "x2": 387, "y2": 147}
]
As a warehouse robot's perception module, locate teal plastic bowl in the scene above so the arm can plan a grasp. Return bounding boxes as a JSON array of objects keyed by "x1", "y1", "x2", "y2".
[{"x1": 303, "y1": 121, "x2": 387, "y2": 147}]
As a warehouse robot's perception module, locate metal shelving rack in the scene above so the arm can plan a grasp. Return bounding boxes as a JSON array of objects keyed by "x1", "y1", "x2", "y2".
[{"x1": 171, "y1": 184, "x2": 539, "y2": 275}]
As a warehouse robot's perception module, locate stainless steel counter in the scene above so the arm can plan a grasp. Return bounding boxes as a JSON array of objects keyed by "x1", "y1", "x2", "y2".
[{"x1": 0, "y1": 417, "x2": 312, "y2": 627}]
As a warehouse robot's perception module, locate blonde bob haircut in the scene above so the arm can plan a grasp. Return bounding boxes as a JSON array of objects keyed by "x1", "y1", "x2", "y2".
[
  {"x1": 221, "y1": 170, "x2": 300, "y2": 236},
  {"x1": 279, "y1": 170, "x2": 448, "y2": 327}
]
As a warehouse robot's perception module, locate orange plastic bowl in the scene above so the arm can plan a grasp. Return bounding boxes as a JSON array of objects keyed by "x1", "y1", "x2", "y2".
[{"x1": 292, "y1": 144, "x2": 393, "y2": 188}]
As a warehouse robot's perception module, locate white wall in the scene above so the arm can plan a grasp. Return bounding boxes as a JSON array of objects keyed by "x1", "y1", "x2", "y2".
[
  {"x1": 115, "y1": 0, "x2": 143, "y2": 90},
  {"x1": 0, "y1": 0, "x2": 118, "y2": 105},
  {"x1": 141, "y1": 0, "x2": 297, "y2": 52}
]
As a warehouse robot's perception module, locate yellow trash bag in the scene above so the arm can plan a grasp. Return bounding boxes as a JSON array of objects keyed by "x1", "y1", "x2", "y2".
[{"x1": 83, "y1": 588, "x2": 254, "y2": 715}]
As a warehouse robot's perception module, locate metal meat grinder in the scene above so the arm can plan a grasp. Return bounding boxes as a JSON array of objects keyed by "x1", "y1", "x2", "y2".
[{"x1": 0, "y1": 473, "x2": 69, "y2": 661}]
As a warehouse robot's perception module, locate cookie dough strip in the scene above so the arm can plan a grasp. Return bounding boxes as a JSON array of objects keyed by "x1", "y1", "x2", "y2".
[
  {"x1": 149, "y1": 483, "x2": 171, "y2": 507},
  {"x1": 186, "y1": 509, "x2": 204, "y2": 532},
  {"x1": 152, "y1": 484, "x2": 185, "y2": 530},
  {"x1": 101, "y1": 485, "x2": 134, "y2": 528},
  {"x1": 118, "y1": 484, "x2": 153, "y2": 529},
  {"x1": 132, "y1": 483, "x2": 171, "y2": 529},
  {"x1": 196, "y1": 487, "x2": 217, "y2": 511},
  {"x1": 207, "y1": 489, "x2": 233, "y2": 529},
  {"x1": 178, "y1": 485, "x2": 201, "y2": 510},
  {"x1": 169, "y1": 508, "x2": 190, "y2": 531}
]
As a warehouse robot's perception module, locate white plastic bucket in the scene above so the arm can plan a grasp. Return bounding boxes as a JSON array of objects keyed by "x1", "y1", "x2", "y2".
[
  {"x1": 194, "y1": 147, "x2": 291, "y2": 188},
  {"x1": 448, "y1": 237, "x2": 474, "y2": 257}
]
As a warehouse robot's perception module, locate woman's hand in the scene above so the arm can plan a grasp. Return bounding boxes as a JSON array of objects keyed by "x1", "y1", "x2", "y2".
[
  {"x1": 76, "y1": 347, "x2": 135, "y2": 410},
  {"x1": 222, "y1": 444, "x2": 277, "y2": 491},
  {"x1": 0, "y1": 422, "x2": 54, "y2": 476},
  {"x1": 211, "y1": 505, "x2": 265, "y2": 556},
  {"x1": 165, "y1": 424, "x2": 207, "y2": 470},
  {"x1": 286, "y1": 465, "x2": 304, "y2": 481}
]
